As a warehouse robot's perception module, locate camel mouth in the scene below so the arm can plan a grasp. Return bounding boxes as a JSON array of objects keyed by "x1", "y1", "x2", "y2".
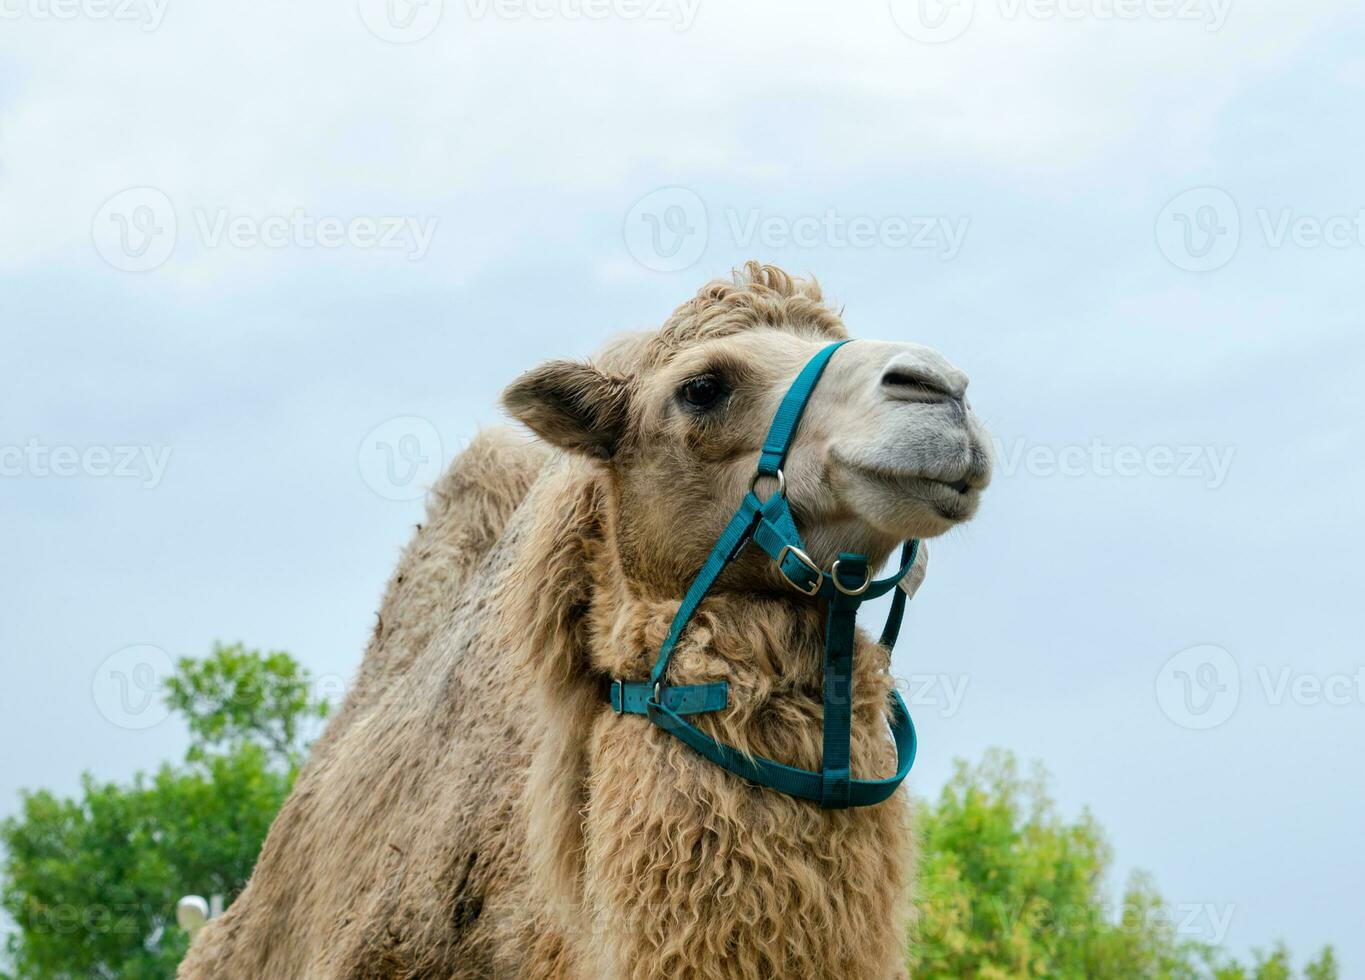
[
  {"x1": 827, "y1": 453, "x2": 988, "y2": 534},
  {"x1": 896, "y1": 473, "x2": 983, "y2": 520}
]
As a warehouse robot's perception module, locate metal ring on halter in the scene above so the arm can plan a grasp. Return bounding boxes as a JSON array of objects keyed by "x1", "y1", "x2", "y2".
[
  {"x1": 750, "y1": 468, "x2": 786, "y2": 500},
  {"x1": 830, "y1": 558, "x2": 872, "y2": 596}
]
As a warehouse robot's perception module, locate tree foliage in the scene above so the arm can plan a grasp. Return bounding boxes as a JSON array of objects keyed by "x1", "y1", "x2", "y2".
[
  {"x1": 910, "y1": 751, "x2": 1338, "y2": 980},
  {"x1": 1, "y1": 643, "x2": 329, "y2": 980},
  {"x1": 162, "y1": 642, "x2": 328, "y2": 770}
]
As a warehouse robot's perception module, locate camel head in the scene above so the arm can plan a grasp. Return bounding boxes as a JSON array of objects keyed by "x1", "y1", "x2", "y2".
[{"x1": 502, "y1": 262, "x2": 992, "y2": 597}]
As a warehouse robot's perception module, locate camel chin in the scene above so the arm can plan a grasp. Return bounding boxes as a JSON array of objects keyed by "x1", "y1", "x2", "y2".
[
  {"x1": 828, "y1": 425, "x2": 993, "y2": 542},
  {"x1": 838, "y1": 468, "x2": 983, "y2": 540}
]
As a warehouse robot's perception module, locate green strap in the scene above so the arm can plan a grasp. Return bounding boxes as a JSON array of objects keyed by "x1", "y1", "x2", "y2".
[
  {"x1": 821, "y1": 555, "x2": 866, "y2": 808},
  {"x1": 645, "y1": 494, "x2": 762, "y2": 690},
  {"x1": 646, "y1": 690, "x2": 918, "y2": 808},
  {"x1": 756, "y1": 340, "x2": 849, "y2": 477},
  {"x1": 879, "y1": 540, "x2": 918, "y2": 650},
  {"x1": 610, "y1": 680, "x2": 728, "y2": 716}
]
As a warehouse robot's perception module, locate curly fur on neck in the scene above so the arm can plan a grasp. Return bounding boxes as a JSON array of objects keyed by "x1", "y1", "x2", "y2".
[{"x1": 504, "y1": 458, "x2": 916, "y2": 980}]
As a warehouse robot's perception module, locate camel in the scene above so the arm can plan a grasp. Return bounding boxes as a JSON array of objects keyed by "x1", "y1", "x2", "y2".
[{"x1": 177, "y1": 263, "x2": 992, "y2": 980}]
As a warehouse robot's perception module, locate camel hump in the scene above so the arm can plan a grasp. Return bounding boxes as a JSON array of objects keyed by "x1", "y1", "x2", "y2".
[
  {"x1": 337, "y1": 427, "x2": 549, "y2": 729},
  {"x1": 422, "y1": 425, "x2": 548, "y2": 566}
]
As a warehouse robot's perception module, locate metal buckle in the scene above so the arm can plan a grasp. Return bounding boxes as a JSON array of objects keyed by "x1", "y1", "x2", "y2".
[
  {"x1": 830, "y1": 558, "x2": 872, "y2": 596},
  {"x1": 776, "y1": 544, "x2": 823, "y2": 597},
  {"x1": 612, "y1": 679, "x2": 625, "y2": 714}
]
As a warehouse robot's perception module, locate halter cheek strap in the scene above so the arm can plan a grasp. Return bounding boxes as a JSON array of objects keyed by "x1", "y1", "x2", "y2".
[{"x1": 609, "y1": 340, "x2": 922, "y2": 810}]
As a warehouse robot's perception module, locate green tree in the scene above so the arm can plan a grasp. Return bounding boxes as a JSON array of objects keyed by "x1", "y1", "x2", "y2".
[
  {"x1": 911, "y1": 750, "x2": 1338, "y2": 980},
  {"x1": 163, "y1": 642, "x2": 328, "y2": 770},
  {"x1": 1, "y1": 644, "x2": 329, "y2": 980}
]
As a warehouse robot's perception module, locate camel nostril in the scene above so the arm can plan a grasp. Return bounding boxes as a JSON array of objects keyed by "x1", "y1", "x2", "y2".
[{"x1": 881, "y1": 368, "x2": 958, "y2": 402}]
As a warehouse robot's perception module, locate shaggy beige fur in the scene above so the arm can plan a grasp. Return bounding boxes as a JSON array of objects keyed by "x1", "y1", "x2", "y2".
[{"x1": 179, "y1": 263, "x2": 988, "y2": 980}]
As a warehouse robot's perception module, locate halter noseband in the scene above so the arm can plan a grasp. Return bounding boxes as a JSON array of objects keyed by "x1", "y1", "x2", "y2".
[{"x1": 608, "y1": 340, "x2": 921, "y2": 810}]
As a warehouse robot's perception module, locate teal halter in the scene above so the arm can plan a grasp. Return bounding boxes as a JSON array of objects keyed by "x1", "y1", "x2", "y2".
[{"x1": 609, "y1": 340, "x2": 922, "y2": 810}]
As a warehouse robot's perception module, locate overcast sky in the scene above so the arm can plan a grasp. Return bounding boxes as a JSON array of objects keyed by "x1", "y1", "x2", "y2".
[{"x1": 3, "y1": 0, "x2": 1363, "y2": 971}]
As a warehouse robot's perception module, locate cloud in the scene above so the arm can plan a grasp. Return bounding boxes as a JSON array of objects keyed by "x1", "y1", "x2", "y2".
[{"x1": 0, "y1": 0, "x2": 1353, "y2": 283}]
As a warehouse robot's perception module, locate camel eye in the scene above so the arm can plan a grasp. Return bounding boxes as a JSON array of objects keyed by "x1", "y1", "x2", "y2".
[{"x1": 679, "y1": 375, "x2": 725, "y2": 411}]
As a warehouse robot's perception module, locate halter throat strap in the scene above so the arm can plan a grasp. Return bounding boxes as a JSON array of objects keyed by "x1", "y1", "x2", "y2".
[{"x1": 615, "y1": 340, "x2": 921, "y2": 810}]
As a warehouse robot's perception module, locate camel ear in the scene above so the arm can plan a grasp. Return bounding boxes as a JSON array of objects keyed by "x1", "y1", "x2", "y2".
[{"x1": 501, "y1": 360, "x2": 630, "y2": 459}]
